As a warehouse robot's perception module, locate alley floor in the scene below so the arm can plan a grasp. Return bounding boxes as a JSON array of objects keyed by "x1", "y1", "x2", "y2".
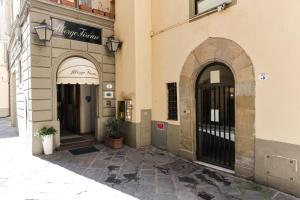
[{"x1": 0, "y1": 118, "x2": 299, "y2": 200}]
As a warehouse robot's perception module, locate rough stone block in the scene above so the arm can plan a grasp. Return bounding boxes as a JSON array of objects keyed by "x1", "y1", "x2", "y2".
[
  {"x1": 194, "y1": 40, "x2": 216, "y2": 65},
  {"x1": 30, "y1": 78, "x2": 51, "y2": 89},
  {"x1": 232, "y1": 51, "x2": 253, "y2": 72},
  {"x1": 236, "y1": 82, "x2": 255, "y2": 96},
  {"x1": 103, "y1": 73, "x2": 115, "y2": 81},
  {"x1": 88, "y1": 43, "x2": 107, "y2": 54},
  {"x1": 214, "y1": 38, "x2": 243, "y2": 65},
  {"x1": 236, "y1": 66, "x2": 255, "y2": 83},
  {"x1": 30, "y1": 67, "x2": 51, "y2": 78},
  {"x1": 236, "y1": 109, "x2": 255, "y2": 125},
  {"x1": 71, "y1": 40, "x2": 87, "y2": 51},
  {"x1": 52, "y1": 48, "x2": 70, "y2": 58},
  {"x1": 29, "y1": 89, "x2": 52, "y2": 100},
  {"x1": 102, "y1": 64, "x2": 115, "y2": 73},
  {"x1": 103, "y1": 108, "x2": 116, "y2": 117},
  {"x1": 30, "y1": 12, "x2": 50, "y2": 23},
  {"x1": 31, "y1": 45, "x2": 51, "y2": 57},
  {"x1": 103, "y1": 55, "x2": 115, "y2": 64},
  {"x1": 29, "y1": 110, "x2": 52, "y2": 121},
  {"x1": 236, "y1": 136, "x2": 255, "y2": 158},
  {"x1": 29, "y1": 100, "x2": 52, "y2": 111},
  {"x1": 89, "y1": 53, "x2": 103, "y2": 63},
  {"x1": 31, "y1": 56, "x2": 51, "y2": 67},
  {"x1": 102, "y1": 28, "x2": 114, "y2": 38},
  {"x1": 52, "y1": 37, "x2": 70, "y2": 49},
  {"x1": 235, "y1": 122, "x2": 255, "y2": 138},
  {"x1": 236, "y1": 96, "x2": 255, "y2": 110}
]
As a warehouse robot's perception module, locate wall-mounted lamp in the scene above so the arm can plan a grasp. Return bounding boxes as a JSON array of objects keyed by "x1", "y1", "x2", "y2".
[
  {"x1": 106, "y1": 35, "x2": 122, "y2": 53},
  {"x1": 34, "y1": 20, "x2": 54, "y2": 42}
]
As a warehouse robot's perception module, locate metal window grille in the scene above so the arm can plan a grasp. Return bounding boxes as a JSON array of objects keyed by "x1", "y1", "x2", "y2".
[{"x1": 167, "y1": 82, "x2": 178, "y2": 120}]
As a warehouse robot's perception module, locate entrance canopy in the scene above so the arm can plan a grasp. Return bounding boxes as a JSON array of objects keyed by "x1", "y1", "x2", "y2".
[{"x1": 57, "y1": 57, "x2": 99, "y2": 85}]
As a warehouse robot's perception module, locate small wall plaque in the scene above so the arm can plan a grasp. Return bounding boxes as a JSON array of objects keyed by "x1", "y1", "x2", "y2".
[
  {"x1": 210, "y1": 70, "x2": 220, "y2": 83},
  {"x1": 106, "y1": 84, "x2": 113, "y2": 89},
  {"x1": 258, "y1": 73, "x2": 269, "y2": 81},
  {"x1": 104, "y1": 91, "x2": 114, "y2": 99}
]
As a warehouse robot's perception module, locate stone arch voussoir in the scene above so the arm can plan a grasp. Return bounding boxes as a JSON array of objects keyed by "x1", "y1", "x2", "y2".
[{"x1": 179, "y1": 37, "x2": 255, "y2": 179}]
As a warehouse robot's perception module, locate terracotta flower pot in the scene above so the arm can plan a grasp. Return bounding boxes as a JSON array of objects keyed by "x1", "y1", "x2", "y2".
[
  {"x1": 61, "y1": 0, "x2": 76, "y2": 8},
  {"x1": 92, "y1": 9, "x2": 105, "y2": 16},
  {"x1": 79, "y1": 4, "x2": 93, "y2": 13},
  {"x1": 104, "y1": 136, "x2": 123, "y2": 149}
]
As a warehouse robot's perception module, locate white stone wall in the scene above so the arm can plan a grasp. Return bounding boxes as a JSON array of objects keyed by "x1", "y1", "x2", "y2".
[{"x1": 8, "y1": 14, "x2": 31, "y2": 149}]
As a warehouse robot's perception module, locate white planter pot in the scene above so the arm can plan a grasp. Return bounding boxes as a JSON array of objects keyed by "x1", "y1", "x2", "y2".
[{"x1": 42, "y1": 135, "x2": 54, "y2": 155}]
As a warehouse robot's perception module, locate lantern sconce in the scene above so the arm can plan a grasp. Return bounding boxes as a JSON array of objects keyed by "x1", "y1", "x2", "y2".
[
  {"x1": 106, "y1": 35, "x2": 122, "y2": 53},
  {"x1": 34, "y1": 20, "x2": 54, "y2": 43}
]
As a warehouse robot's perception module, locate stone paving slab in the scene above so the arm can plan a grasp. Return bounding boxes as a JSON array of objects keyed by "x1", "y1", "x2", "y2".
[{"x1": 0, "y1": 117, "x2": 299, "y2": 200}]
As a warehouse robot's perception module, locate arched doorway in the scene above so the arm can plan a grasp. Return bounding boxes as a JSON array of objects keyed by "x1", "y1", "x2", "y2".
[
  {"x1": 196, "y1": 62, "x2": 235, "y2": 170},
  {"x1": 179, "y1": 37, "x2": 255, "y2": 178},
  {"x1": 56, "y1": 57, "x2": 100, "y2": 146}
]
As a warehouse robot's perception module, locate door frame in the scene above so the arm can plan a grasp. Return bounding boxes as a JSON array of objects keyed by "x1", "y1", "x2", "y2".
[
  {"x1": 195, "y1": 62, "x2": 236, "y2": 170},
  {"x1": 179, "y1": 37, "x2": 255, "y2": 178}
]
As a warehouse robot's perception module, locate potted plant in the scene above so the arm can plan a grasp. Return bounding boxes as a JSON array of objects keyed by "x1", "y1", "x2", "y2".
[
  {"x1": 35, "y1": 127, "x2": 57, "y2": 155},
  {"x1": 104, "y1": 118, "x2": 123, "y2": 149}
]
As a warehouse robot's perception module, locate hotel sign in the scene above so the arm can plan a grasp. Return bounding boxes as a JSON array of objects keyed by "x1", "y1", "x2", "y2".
[{"x1": 52, "y1": 18, "x2": 102, "y2": 44}]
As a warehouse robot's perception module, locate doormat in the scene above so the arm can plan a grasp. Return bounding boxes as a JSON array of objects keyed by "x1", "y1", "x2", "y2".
[
  {"x1": 69, "y1": 146, "x2": 99, "y2": 155},
  {"x1": 61, "y1": 137, "x2": 86, "y2": 144}
]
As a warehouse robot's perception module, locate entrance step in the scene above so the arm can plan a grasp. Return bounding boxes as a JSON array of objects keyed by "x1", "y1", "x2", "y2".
[{"x1": 58, "y1": 136, "x2": 96, "y2": 151}]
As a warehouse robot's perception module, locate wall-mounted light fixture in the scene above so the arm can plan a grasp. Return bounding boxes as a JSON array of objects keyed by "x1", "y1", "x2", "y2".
[
  {"x1": 106, "y1": 35, "x2": 122, "y2": 53},
  {"x1": 34, "y1": 20, "x2": 54, "y2": 42}
]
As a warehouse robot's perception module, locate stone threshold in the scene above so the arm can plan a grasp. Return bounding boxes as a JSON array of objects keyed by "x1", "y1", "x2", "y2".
[{"x1": 194, "y1": 160, "x2": 235, "y2": 174}]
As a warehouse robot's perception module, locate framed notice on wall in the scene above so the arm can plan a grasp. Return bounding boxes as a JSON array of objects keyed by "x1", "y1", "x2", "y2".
[{"x1": 51, "y1": 18, "x2": 102, "y2": 44}]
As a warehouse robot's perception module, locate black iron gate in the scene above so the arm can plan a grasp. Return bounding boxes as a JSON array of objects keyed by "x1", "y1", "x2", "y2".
[{"x1": 196, "y1": 64, "x2": 235, "y2": 170}]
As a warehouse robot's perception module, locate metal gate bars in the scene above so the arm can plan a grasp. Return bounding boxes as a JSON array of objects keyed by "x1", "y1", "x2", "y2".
[{"x1": 196, "y1": 84, "x2": 235, "y2": 170}]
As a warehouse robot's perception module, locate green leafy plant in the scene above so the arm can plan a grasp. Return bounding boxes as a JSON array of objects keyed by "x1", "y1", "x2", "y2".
[
  {"x1": 35, "y1": 127, "x2": 57, "y2": 138},
  {"x1": 106, "y1": 118, "x2": 122, "y2": 139}
]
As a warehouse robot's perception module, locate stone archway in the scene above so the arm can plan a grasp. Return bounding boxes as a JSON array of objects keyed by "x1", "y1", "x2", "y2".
[
  {"x1": 179, "y1": 37, "x2": 255, "y2": 178},
  {"x1": 51, "y1": 51, "x2": 103, "y2": 121},
  {"x1": 51, "y1": 51, "x2": 104, "y2": 147}
]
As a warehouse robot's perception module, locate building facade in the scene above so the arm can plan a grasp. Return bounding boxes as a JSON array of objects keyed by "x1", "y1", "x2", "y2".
[
  {"x1": 0, "y1": 0, "x2": 12, "y2": 117},
  {"x1": 114, "y1": 0, "x2": 300, "y2": 197},
  {"x1": 7, "y1": 0, "x2": 300, "y2": 197},
  {"x1": 8, "y1": 0, "x2": 116, "y2": 153}
]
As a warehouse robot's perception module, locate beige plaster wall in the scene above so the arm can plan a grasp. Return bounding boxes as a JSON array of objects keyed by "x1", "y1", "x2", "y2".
[
  {"x1": 115, "y1": 0, "x2": 152, "y2": 123},
  {"x1": 115, "y1": 0, "x2": 137, "y2": 121},
  {"x1": 150, "y1": 0, "x2": 300, "y2": 146}
]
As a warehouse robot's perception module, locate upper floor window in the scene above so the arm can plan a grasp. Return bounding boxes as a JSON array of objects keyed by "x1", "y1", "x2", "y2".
[{"x1": 193, "y1": 0, "x2": 232, "y2": 16}]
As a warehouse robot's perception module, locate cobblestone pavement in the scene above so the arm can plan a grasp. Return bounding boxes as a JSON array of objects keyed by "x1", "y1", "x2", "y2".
[{"x1": 0, "y1": 118, "x2": 299, "y2": 200}]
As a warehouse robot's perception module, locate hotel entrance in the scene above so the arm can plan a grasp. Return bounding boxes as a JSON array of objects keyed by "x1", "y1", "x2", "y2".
[{"x1": 56, "y1": 57, "x2": 100, "y2": 149}]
